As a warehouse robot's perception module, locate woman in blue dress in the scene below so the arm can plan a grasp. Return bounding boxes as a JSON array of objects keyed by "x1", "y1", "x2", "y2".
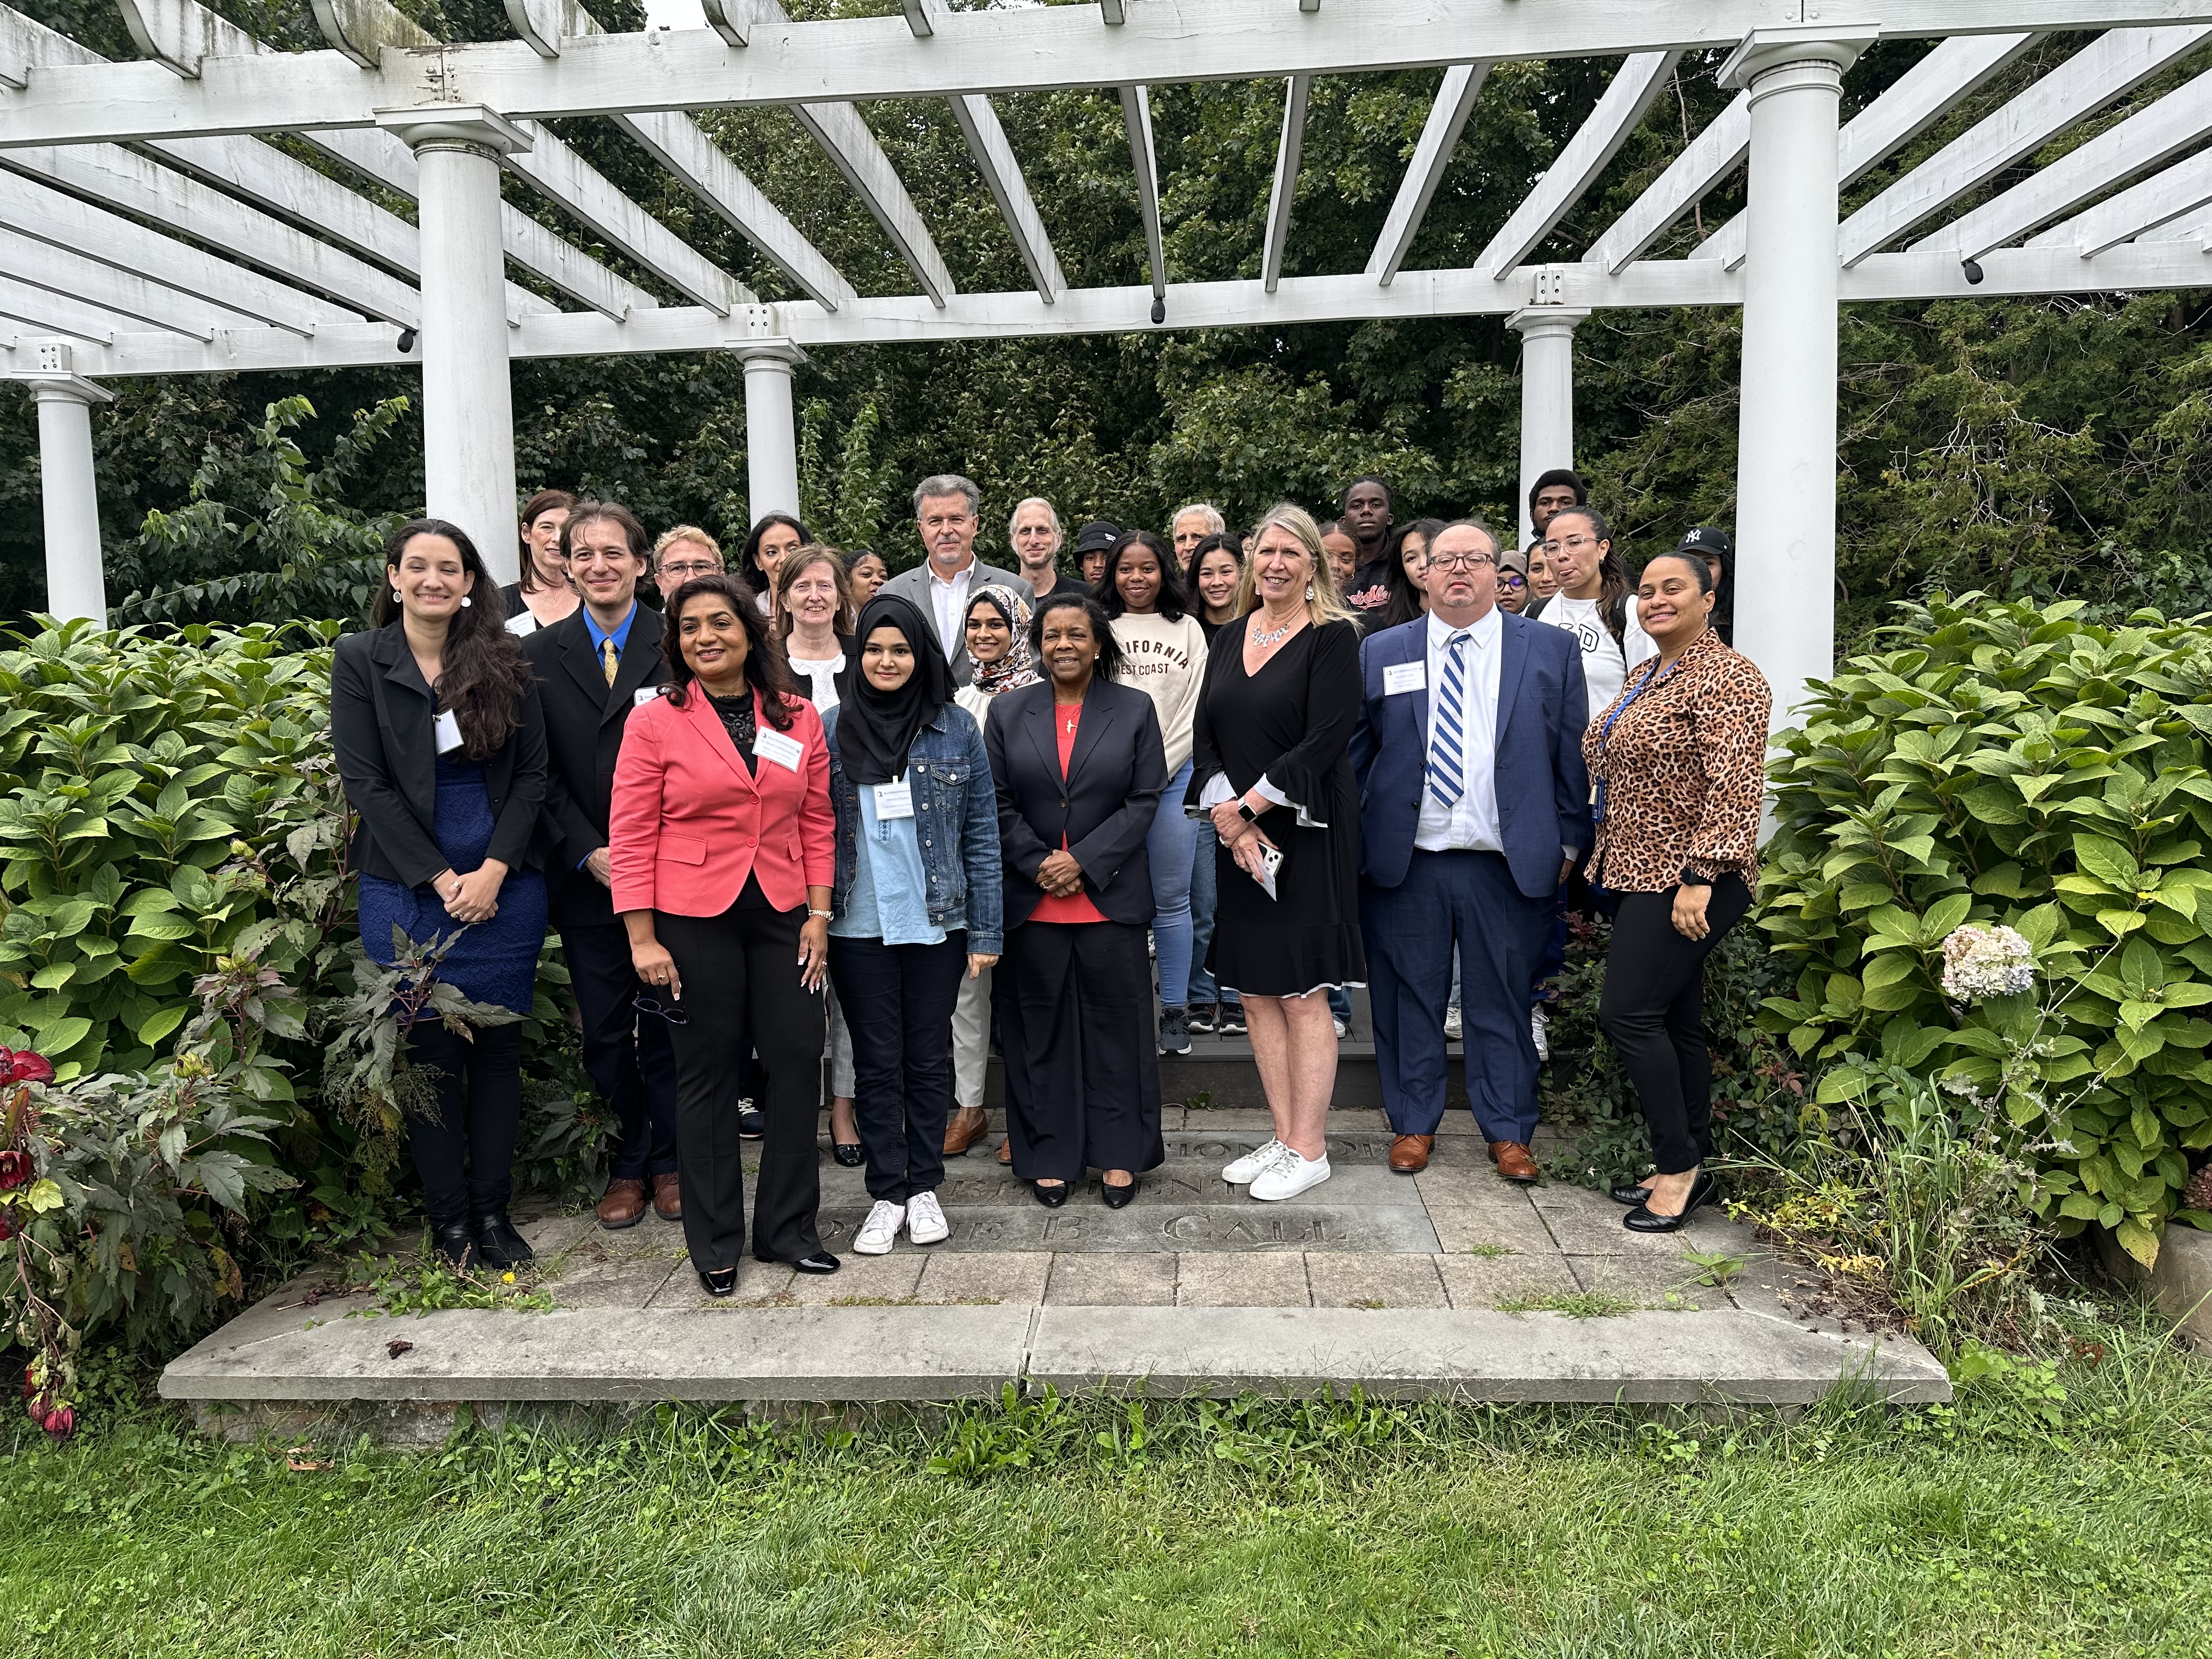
[{"x1": 332, "y1": 519, "x2": 550, "y2": 1271}]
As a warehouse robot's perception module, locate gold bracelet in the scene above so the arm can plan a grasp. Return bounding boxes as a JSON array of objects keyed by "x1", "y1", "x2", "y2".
[{"x1": 807, "y1": 909, "x2": 833, "y2": 919}]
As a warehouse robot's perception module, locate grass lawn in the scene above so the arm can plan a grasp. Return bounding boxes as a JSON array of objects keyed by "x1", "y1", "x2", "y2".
[{"x1": 7, "y1": 1299, "x2": 2211, "y2": 1658}]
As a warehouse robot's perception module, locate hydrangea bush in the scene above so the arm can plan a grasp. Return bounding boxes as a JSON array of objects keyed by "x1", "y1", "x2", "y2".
[{"x1": 1758, "y1": 596, "x2": 2212, "y2": 1267}]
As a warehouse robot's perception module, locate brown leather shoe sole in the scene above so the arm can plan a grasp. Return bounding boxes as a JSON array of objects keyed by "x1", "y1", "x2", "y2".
[
  {"x1": 943, "y1": 1106, "x2": 991, "y2": 1157},
  {"x1": 650, "y1": 1173, "x2": 682, "y2": 1222},
  {"x1": 1488, "y1": 1141, "x2": 1542, "y2": 1183},
  {"x1": 596, "y1": 1178, "x2": 649, "y2": 1231},
  {"x1": 1387, "y1": 1133, "x2": 1435, "y2": 1174}
]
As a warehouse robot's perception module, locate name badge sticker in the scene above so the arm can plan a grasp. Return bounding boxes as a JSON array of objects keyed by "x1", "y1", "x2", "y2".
[
  {"x1": 1383, "y1": 661, "x2": 1426, "y2": 696},
  {"x1": 433, "y1": 709, "x2": 464, "y2": 754},
  {"x1": 753, "y1": 727, "x2": 805, "y2": 772},
  {"x1": 632, "y1": 685, "x2": 667, "y2": 708},
  {"x1": 872, "y1": 776, "x2": 916, "y2": 820}
]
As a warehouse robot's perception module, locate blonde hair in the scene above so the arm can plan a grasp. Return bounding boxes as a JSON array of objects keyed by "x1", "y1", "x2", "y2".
[
  {"x1": 652, "y1": 524, "x2": 722, "y2": 577},
  {"x1": 1234, "y1": 503, "x2": 1357, "y2": 626},
  {"x1": 775, "y1": 544, "x2": 855, "y2": 637}
]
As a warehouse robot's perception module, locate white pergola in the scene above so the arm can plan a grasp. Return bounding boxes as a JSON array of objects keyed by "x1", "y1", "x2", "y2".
[{"x1": 7, "y1": 2, "x2": 2212, "y2": 725}]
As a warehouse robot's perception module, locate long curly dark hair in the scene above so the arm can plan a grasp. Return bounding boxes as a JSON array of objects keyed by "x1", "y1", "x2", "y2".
[
  {"x1": 1095, "y1": 528, "x2": 1190, "y2": 622},
  {"x1": 372, "y1": 519, "x2": 533, "y2": 760},
  {"x1": 661, "y1": 572, "x2": 799, "y2": 731}
]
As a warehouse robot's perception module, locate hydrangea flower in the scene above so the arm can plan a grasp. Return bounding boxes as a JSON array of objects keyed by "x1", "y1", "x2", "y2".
[{"x1": 1940, "y1": 923, "x2": 2036, "y2": 1003}]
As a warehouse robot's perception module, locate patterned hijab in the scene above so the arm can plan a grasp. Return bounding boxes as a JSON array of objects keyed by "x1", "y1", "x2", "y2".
[{"x1": 966, "y1": 584, "x2": 1041, "y2": 698}]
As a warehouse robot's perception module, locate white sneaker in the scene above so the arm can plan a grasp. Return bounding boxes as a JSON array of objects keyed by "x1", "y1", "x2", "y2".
[
  {"x1": 853, "y1": 1199, "x2": 905, "y2": 1255},
  {"x1": 1532, "y1": 1005, "x2": 1551, "y2": 1061},
  {"x1": 1443, "y1": 1005, "x2": 1463, "y2": 1041},
  {"x1": 906, "y1": 1189, "x2": 949, "y2": 1246},
  {"x1": 1250, "y1": 1149, "x2": 1331, "y2": 1202},
  {"x1": 1223, "y1": 1138, "x2": 1289, "y2": 1184},
  {"x1": 1333, "y1": 1017, "x2": 1349, "y2": 1038}
]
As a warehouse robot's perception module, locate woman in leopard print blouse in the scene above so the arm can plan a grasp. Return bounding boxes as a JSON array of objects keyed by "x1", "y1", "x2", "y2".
[{"x1": 1581, "y1": 550, "x2": 1770, "y2": 1235}]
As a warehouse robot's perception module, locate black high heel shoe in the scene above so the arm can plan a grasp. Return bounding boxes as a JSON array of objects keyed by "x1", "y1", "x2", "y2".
[
  {"x1": 1101, "y1": 1176, "x2": 1138, "y2": 1210},
  {"x1": 1623, "y1": 1170, "x2": 1718, "y2": 1234},
  {"x1": 698, "y1": 1266, "x2": 738, "y2": 1297},
  {"x1": 1033, "y1": 1179, "x2": 1070, "y2": 1209},
  {"x1": 1610, "y1": 1181, "x2": 1653, "y2": 1207},
  {"x1": 832, "y1": 1143, "x2": 865, "y2": 1167}
]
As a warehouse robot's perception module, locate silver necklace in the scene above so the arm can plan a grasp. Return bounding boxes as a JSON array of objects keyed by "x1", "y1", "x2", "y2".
[{"x1": 1250, "y1": 614, "x2": 1298, "y2": 649}]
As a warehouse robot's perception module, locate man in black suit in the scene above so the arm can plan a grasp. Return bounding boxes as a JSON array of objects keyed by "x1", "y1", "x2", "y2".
[{"x1": 520, "y1": 501, "x2": 682, "y2": 1230}]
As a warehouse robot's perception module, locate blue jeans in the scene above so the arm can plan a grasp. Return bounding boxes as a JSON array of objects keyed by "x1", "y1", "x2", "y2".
[
  {"x1": 1146, "y1": 759, "x2": 1198, "y2": 1007},
  {"x1": 1188, "y1": 820, "x2": 1240, "y2": 1008}
]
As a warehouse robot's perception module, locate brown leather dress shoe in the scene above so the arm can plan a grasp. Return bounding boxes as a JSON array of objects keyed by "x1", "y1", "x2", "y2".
[
  {"x1": 1387, "y1": 1133, "x2": 1435, "y2": 1174},
  {"x1": 997, "y1": 1135, "x2": 1013, "y2": 1165},
  {"x1": 596, "y1": 1177, "x2": 648, "y2": 1230},
  {"x1": 944, "y1": 1105, "x2": 991, "y2": 1157},
  {"x1": 651, "y1": 1171, "x2": 682, "y2": 1221},
  {"x1": 1489, "y1": 1140, "x2": 1542, "y2": 1183}
]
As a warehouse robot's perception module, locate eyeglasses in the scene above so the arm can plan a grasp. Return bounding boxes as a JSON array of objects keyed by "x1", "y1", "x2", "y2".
[
  {"x1": 632, "y1": 994, "x2": 690, "y2": 1026},
  {"x1": 660, "y1": 560, "x2": 721, "y2": 579},
  {"x1": 1546, "y1": 534, "x2": 1601, "y2": 553},
  {"x1": 1497, "y1": 572, "x2": 1526, "y2": 590},
  {"x1": 1427, "y1": 551, "x2": 1496, "y2": 571}
]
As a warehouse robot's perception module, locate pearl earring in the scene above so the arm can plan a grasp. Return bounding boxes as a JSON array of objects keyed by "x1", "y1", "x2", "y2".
[
  {"x1": 1305, "y1": 583, "x2": 1316, "y2": 601},
  {"x1": 460, "y1": 596, "x2": 472, "y2": 608}
]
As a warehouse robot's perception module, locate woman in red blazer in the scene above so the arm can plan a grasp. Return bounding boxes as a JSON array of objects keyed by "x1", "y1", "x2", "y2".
[{"x1": 611, "y1": 573, "x2": 838, "y2": 1295}]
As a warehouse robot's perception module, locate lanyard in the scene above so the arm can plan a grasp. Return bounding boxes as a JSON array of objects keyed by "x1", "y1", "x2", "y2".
[{"x1": 1593, "y1": 655, "x2": 1676, "y2": 827}]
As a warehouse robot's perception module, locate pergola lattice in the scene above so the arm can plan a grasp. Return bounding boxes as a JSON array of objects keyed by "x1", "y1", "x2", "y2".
[{"x1": 5, "y1": 1, "x2": 2212, "y2": 724}]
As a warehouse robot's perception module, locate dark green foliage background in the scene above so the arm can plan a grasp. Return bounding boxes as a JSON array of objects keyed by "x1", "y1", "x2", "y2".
[{"x1": 3, "y1": 10, "x2": 2211, "y2": 628}]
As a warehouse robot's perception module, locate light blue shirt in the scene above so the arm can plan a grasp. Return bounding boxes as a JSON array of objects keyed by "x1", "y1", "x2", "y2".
[
  {"x1": 829, "y1": 780, "x2": 946, "y2": 947},
  {"x1": 582, "y1": 600, "x2": 639, "y2": 658}
]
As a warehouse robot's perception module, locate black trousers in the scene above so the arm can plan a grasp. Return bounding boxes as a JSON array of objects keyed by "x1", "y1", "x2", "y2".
[
  {"x1": 400, "y1": 1022, "x2": 525, "y2": 1224},
  {"x1": 828, "y1": 931, "x2": 967, "y2": 1204},
  {"x1": 1001, "y1": 920, "x2": 1165, "y2": 1183},
  {"x1": 561, "y1": 921, "x2": 681, "y2": 1181},
  {"x1": 657, "y1": 890, "x2": 827, "y2": 1269},
  {"x1": 1598, "y1": 874, "x2": 1753, "y2": 1175}
]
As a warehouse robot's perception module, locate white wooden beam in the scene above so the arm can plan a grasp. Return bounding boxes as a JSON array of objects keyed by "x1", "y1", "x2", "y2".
[
  {"x1": 0, "y1": 230, "x2": 259, "y2": 338},
  {"x1": 506, "y1": 0, "x2": 584, "y2": 58},
  {"x1": 0, "y1": 281, "x2": 136, "y2": 345},
  {"x1": 1263, "y1": 73, "x2": 1312, "y2": 294},
  {"x1": 1839, "y1": 23, "x2": 2212, "y2": 265},
  {"x1": 22, "y1": 4, "x2": 2212, "y2": 148},
  {"x1": 1581, "y1": 93, "x2": 1747, "y2": 273},
  {"x1": 0, "y1": 172, "x2": 352, "y2": 335},
  {"x1": 1920, "y1": 67, "x2": 2212, "y2": 258},
  {"x1": 307, "y1": 0, "x2": 432, "y2": 67},
  {"x1": 1476, "y1": 50, "x2": 1678, "y2": 278},
  {"x1": 0, "y1": 144, "x2": 425, "y2": 328},
  {"x1": 1695, "y1": 30, "x2": 2044, "y2": 269},
  {"x1": 901, "y1": 0, "x2": 932, "y2": 37},
  {"x1": 2028, "y1": 146, "x2": 2212, "y2": 252},
  {"x1": 1099, "y1": 0, "x2": 1124, "y2": 22},
  {"x1": 1367, "y1": 62, "x2": 1489, "y2": 284},
  {"x1": 1121, "y1": 83, "x2": 1167, "y2": 307},
  {"x1": 949, "y1": 94, "x2": 1066, "y2": 302}
]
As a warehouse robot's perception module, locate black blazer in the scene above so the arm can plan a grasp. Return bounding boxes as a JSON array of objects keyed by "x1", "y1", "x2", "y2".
[
  {"x1": 985, "y1": 678, "x2": 1165, "y2": 929},
  {"x1": 331, "y1": 623, "x2": 550, "y2": 890},
  {"x1": 520, "y1": 606, "x2": 673, "y2": 928}
]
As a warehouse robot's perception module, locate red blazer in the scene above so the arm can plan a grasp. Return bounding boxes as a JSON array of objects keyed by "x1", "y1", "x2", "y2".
[{"x1": 608, "y1": 686, "x2": 834, "y2": 917}]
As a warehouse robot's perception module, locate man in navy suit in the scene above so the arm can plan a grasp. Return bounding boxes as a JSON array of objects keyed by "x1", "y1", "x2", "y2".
[{"x1": 1348, "y1": 519, "x2": 1592, "y2": 1181}]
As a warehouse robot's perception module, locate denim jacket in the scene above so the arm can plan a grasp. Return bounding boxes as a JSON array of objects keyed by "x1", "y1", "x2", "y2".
[{"x1": 822, "y1": 701, "x2": 1004, "y2": 955}]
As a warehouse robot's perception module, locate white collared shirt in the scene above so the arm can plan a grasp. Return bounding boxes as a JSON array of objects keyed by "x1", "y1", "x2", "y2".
[
  {"x1": 1414, "y1": 605, "x2": 1504, "y2": 853},
  {"x1": 927, "y1": 557, "x2": 978, "y2": 663}
]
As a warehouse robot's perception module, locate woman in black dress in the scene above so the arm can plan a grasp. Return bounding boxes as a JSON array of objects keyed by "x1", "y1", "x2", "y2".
[{"x1": 1187, "y1": 504, "x2": 1366, "y2": 1204}]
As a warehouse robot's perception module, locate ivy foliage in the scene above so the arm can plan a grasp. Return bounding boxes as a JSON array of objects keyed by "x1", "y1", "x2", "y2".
[{"x1": 1758, "y1": 596, "x2": 2212, "y2": 1265}]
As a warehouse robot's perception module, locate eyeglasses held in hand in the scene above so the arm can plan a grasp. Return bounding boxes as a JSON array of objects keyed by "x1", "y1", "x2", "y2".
[{"x1": 633, "y1": 993, "x2": 690, "y2": 1026}]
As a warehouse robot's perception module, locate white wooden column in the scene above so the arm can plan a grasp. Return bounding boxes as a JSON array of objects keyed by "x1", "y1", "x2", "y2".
[
  {"x1": 20, "y1": 344, "x2": 114, "y2": 625},
  {"x1": 738, "y1": 331, "x2": 807, "y2": 525},
  {"x1": 1506, "y1": 306, "x2": 1589, "y2": 549},
  {"x1": 1724, "y1": 32, "x2": 1866, "y2": 732},
  {"x1": 375, "y1": 108, "x2": 531, "y2": 584}
]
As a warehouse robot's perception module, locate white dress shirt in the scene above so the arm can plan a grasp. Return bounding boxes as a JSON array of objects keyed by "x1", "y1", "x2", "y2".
[
  {"x1": 927, "y1": 558, "x2": 978, "y2": 663},
  {"x1": 1414, "y1": 606, "x2": 1504, "y2": 853}
]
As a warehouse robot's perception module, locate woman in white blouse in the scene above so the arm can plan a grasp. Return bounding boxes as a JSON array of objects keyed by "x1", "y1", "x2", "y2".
[{"x1": 1098, "y1": 529, "x2": 1209, "y2": 1056}]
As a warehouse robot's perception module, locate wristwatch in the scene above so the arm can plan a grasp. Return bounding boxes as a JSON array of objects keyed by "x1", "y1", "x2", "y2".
[
  {"x1": 1678, "y1": 866, "x2": 1713, "y2": 888},
  {"x1": 1237, "y1": 801, "x2": 1262, "y2": 824}
]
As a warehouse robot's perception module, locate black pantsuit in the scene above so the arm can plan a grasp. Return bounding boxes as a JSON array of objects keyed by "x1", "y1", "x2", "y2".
[
  {"x1": 1598, "y1": 874, "x2": 1753, "y2": 1175},
  {"x1": 828, "y1": 932, "x2": 967, "y2": 1203},
  {"x1": 400, "y1": 1022, "x2": 526, "y2": 1221},
  {"x1": 657, "y1": 885, "x2": 827, "y2": 1269},
  {"x1": 1001, "y1": 919, "x2": 1164, "y2": 1182}
]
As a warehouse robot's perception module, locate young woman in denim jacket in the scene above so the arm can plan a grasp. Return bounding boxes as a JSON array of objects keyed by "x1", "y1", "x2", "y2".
[{"x1": 821, "y1": 593, "x2": 1003, "y2": 1256}]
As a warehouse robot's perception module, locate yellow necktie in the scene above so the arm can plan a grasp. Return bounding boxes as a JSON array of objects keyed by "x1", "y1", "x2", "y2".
[{"x1": 602, "y1": 637, "x2": 619, "y2": 686}]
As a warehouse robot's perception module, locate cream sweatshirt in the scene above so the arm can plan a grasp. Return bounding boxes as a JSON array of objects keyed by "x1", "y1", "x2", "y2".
[{"x1": 1110, "y1": 611, "x2": 1210, "y2": 776}]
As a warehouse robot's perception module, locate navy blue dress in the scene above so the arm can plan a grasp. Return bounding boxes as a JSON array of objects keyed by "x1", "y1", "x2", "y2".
[{"x1": 358, "y1": 751, "x2": 547, "y2": 1014}]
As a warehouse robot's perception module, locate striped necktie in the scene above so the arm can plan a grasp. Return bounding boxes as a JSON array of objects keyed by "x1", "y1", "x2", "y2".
[
  {"x1": 1426, "y1": 631, "x2": 1471, "y2": 808},
  {"x1": 601, "y1": 637, "x2": 619, "y2": 687}
]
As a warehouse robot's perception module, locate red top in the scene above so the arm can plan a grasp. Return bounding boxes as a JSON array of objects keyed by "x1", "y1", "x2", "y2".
[
  {"x1": 608, "y1": 686, "x2": 834, "y2": 917},
  {"x1": 1029, "y1": 699, "x2": 1107, "y2": 925}
]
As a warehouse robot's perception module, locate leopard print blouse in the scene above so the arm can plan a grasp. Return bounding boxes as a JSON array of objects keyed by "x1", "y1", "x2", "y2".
[{"x1": 1581, "y1": 627, "x2": 1770, "y2": 893}]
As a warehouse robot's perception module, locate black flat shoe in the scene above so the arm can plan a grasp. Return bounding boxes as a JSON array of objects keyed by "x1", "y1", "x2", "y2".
[
  {"x1": 1033, "y1": 1180, "x2": 1070, "y2": 1209},
  {"x1": 737, "y1": 1103, "x2": 766, "y2": 1140},
  {"x1": 1624, "y1": 1170, "x2": 1718, "y2": 1234},
  {"x1": 473, "y1": 1212, "x2": 535, "y2": 1269},
  {"x1": 1101, "y1": 1177, "x2": 1138, "y2": 1210},
  {"x1": 699, "y1": 1267, "x2": 738, "y2": 1297},
  {"x1": 791, "y1": 1252, "x2": 840, "y2": 1276},
  {"x1": 1610, "y1": 1182, "x2": 1653, "y2": 1206},
  {"x1": 832, "y1": 1143, "x2": 865, "y2": 1167},
  {"x1": 430, "y1": 1218, "x2": 477, "y2": 1272}
]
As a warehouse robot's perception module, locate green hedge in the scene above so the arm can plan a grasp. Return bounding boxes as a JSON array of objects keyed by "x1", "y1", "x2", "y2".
[{"x1": 1758, "y1": 596, "x2": 2212, "y2": 1266}]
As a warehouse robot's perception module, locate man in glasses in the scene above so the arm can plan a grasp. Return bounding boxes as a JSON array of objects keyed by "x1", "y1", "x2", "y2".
[
  {"x1": 653, "y1": 527, "x2": 726, "y2": 606},
  {"x1": 522, "y1": 502, "x2": 684, "y2": 1230},
  {"x1": 1347, "y1": 519, "x2": 1590, "y2": 1187}
]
